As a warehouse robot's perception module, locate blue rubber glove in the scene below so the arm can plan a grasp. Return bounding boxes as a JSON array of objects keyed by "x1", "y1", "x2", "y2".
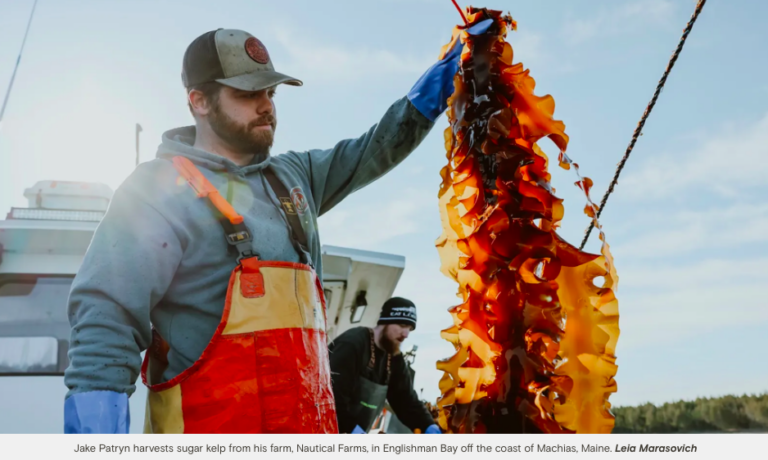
[
  {"x1": 425, "y1": 424, "x2": 442, "y2": 434},
  {"x1": 407, "y1": 18, "x2": 494, "y2": 122},
  {"x1": 64, "y1": 391, "x2": 130, "y2": 434},
  {"x1": 352, "y1": 425, "x2": 366, "y2": 434}
]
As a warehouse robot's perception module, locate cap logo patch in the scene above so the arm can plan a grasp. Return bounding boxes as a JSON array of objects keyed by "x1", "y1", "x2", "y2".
[{"x1": 245, "y1": 36, "x2": 270, "y2": 64}]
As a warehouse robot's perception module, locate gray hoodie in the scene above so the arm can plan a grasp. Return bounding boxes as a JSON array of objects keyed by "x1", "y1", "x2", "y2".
[{"x1": 64, "y1": 96, "x2": 433, "y2": 397}]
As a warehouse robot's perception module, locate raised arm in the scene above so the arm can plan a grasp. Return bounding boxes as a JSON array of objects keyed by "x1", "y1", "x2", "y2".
[
  {"x1": 281, "y1": 19, "x2": 494, "y2": 215},
  {"x1": 299, "y1": 96, "x2": 433, "y2": 216}
]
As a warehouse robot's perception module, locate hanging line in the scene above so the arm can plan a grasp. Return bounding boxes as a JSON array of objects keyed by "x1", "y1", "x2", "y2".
[
  {"x1": 0, "y1": 0, "x2": 39, "y2": 129},
  {"x1": 450, "y1": 0, "x2": 469, "y2": 25},
  {"x1": 579, "y1": 0, "x2": 707, "y2": 250}
]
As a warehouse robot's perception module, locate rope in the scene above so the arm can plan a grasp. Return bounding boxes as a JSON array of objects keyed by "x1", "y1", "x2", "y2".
[
  {"x1": 579, "y1": 0, "x2": 707, "y2": 250},
  {"x1": 0, "y1": 0, "x2": 39, "y2": 128},
  {"x1": 451, "y1": 0, "x2": 469, "y2": 25}
]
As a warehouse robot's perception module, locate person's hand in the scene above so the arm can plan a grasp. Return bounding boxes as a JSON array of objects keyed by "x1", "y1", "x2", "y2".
[
  {"x1": 425, "y1": 424, "x2": 442, "y2": 434},
  {"x1": 64, "y1": 391, "x2": 130, "y2": 433},
  {"x1": 351, "y1": 425, "x2": 366, "y2": 434},
  {"x1": 407, "y1": 18, "x2": 495, "y2": 122},
  {"x1": 465, "y1": 19, "x2": 495, "y2": 36}
]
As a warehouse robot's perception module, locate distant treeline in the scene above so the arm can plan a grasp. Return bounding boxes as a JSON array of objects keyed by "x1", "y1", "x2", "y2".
[{"x1": 612, "y1": 393, "x2": 768, "y2": 433}]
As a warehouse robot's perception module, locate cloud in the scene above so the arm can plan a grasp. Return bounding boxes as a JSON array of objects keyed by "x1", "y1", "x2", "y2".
[
  {"x1": 563, "y1": 0, "x2": 676, "y2": 45},
  {"x1": 508, "y1": 30, "x2": 550, "y2": 71},
  {"x1": 618, "y1": 282, "x2": 768, "y2": 351},
  {"x1": 602, "y1": 113, "x2": 768, "y2": 356},
  {"x1": 613, "y1": 202, "x2": 768, "y2": 259},
  {"x1": 621, "y1": 113, "x2": 768, "y2": 200},
  {"x1": 269, "y1": 27, "x2": 433, "y2": 82},
  {"x1": 620, "y1": 257, "x2": 768, "y2": 290},
  {"x1": 609, "y1": 112, "x2": 768, "y2": 263},
  {"x1": 268, "y1": 19, "x2": 551, "y2": 83},
  {"x1": 617, "y1": 256, "x2": 768, "y2": 350},
  {"x1": 318, "y1": 191, "x2": 432, "y2": 247}
]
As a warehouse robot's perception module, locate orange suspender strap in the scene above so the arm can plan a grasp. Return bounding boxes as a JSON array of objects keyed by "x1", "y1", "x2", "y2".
[
  {"x1": 172, "y1": 156, "x2": 244, "y2": 225},
  {"x1": 171, "y1": 156, "x2": 256, "y2": 261}
]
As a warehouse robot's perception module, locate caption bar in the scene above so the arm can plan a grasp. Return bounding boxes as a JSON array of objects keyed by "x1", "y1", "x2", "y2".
[{"x1": 2, "y1": 434, "x2": 766, "y2": 459}]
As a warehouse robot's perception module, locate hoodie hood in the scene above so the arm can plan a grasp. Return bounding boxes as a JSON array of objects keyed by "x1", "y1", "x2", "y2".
[{"x1": 157, "y1": 126, "x2": 272, "y2": 175}]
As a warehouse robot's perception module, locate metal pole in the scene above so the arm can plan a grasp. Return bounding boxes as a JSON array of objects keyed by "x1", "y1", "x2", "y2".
[
  {"x1": 0, "y1": 0, "x2": 39, "y2": 129},
  {"x1": 135, "y1": 123, "x2": 143, "y2": 167}
]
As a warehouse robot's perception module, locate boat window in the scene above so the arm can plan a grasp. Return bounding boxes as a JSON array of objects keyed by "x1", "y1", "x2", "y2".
[
  {"x1": 0, "y1": 275, "x2": 73, "y2": 375},
  {"x1": 0, "y1": 337, "x2": 58, "y2": 373}
]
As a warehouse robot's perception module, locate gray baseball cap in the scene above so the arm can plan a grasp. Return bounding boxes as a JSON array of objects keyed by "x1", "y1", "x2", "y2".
[{"x1": 182, "y1": 29, "x2": 302, "y2": 91}]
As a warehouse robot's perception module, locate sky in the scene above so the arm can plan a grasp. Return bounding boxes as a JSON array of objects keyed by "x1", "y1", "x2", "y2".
[{"x1": 1, "y1": 0, "x2": 767, "y2": 430}]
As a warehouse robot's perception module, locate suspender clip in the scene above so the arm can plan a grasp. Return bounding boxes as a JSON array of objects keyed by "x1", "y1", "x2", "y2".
[{"x1": 226, "y1": 225, "x2": 257, "y2": 262}]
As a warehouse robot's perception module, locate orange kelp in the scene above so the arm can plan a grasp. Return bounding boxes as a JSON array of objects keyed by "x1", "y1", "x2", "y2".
[{"x1": 434, "y1": 8, "x2": 619, "y2": 434}]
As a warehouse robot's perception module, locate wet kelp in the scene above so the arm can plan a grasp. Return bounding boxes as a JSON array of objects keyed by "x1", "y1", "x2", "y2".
[{"x1": 435, "y1": 8, "x2": 620, "y2": 434}]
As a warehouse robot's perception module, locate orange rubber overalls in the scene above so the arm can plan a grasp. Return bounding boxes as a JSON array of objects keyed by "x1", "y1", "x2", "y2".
[{"x1": 141, "y1": 156, "x2": 338, "y2": 434}]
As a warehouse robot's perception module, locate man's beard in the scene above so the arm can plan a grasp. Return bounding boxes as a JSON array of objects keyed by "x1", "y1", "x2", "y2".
[
  {"x1": 380, "y1": 326, "x2": 402, "y2": 354},
  {"x1": 208, "y1": 100, "x2": 276, "y2": 157}
]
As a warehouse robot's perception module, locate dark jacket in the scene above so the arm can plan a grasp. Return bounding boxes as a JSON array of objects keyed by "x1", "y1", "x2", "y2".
[{"x1": 329, "y1": 327, "x2": 433, "y2": 433}]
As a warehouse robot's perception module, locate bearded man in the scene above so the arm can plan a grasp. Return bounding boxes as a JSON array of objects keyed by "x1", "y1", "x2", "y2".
[
  {"x1": 328, "y1": 297, "x2": 439, "y2": 434},
  {"x1": 63, "y1": 22, "x2": 491, "y2": 434}
]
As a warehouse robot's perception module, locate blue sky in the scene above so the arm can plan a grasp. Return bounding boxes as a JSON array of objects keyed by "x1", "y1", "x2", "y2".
[{"x1": 1, "y1": 0, "x2": 767, "y2": 419}]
